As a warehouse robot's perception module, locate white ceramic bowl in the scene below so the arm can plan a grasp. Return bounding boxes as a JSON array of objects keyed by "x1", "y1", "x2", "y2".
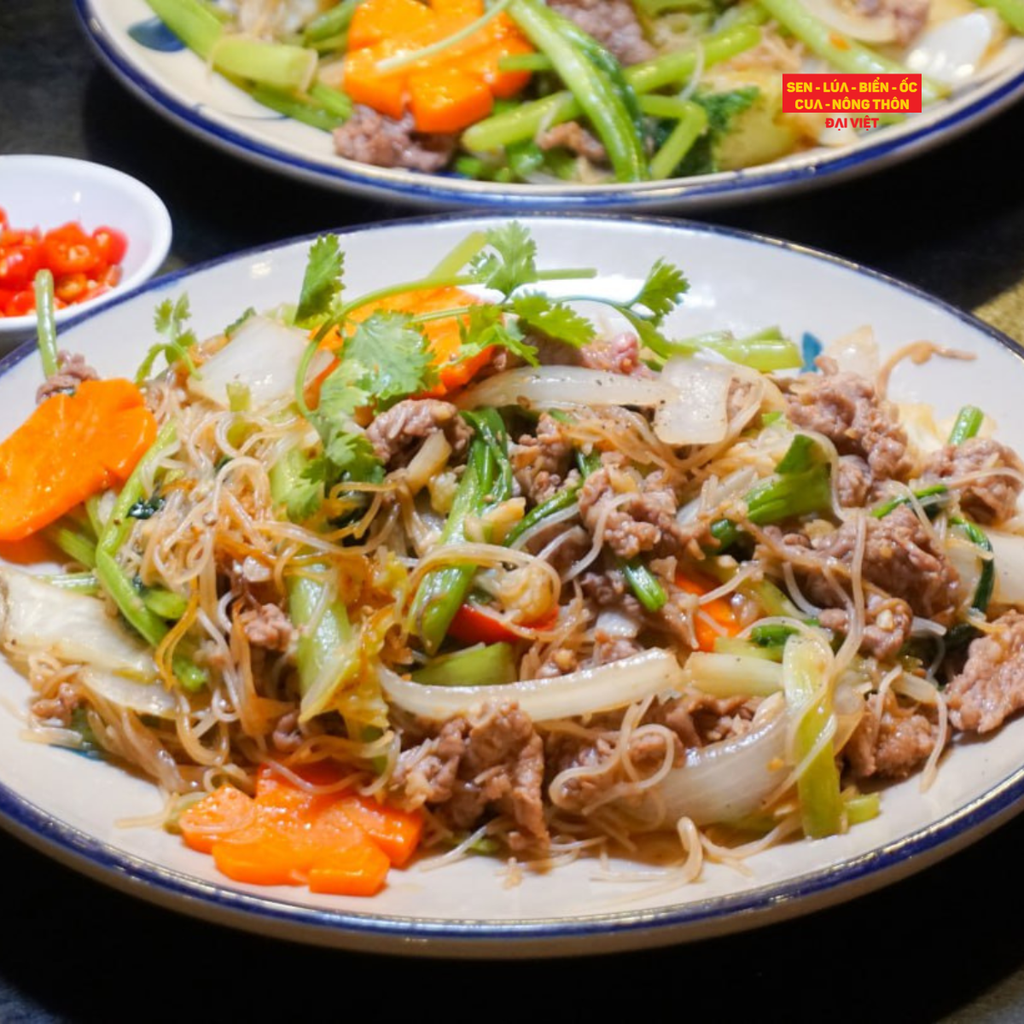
[{"x1": 0, "y1": 155, "x2": 172, "y2": 348}]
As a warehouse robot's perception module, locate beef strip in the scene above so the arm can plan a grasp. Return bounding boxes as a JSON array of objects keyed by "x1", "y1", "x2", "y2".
[
  {"x1": 946, "y1": 610, "x2": 1024, "y2": 733},
  {"x1": 836, "y1": 455, "x2": 873, "y2": 508},
  {"x1": 240, "y1": 603, "x2": 295, "y2": 652},
  {"x1": 511, "y1": 413, "x2": 578, "y2": 504},
  {"x1": 538, "y1": 121, "x2": 607, "y2": 164},
  {"x1": 854, "y1": 0, "x2": 929, "y2": 45},
  {"x1": 817, "y1": 592, "x2": 914, "y2": 662},
  {"x1": 333, "y1": 105, "x2": 457, "y2": 173},
  {"x1": 784, "y1": 360, "x2": 911, "y2": 482},
  {"x1": 807, "y1": 506, "x2": 961, "y2": 625},
  {"x1": 577, "y1": 455, "x2": 683, "y2": 560},
  {"x1": 365, "y1": 398, "x2": 473, "y2": 467},
  {"x1": 36, "y1": 350, "x2": 99, "y2": 403},
  {"x1": 844, "y1": 690, "x2": 938, "y2": 780},
  {"x1": 579, "y1": 333, "x2": 646, "y2": 376},
  {"x1": 391, "y1": 701, "x2": 548, "y2": 850},
  {"x1": 924, "y1": 437, "x2": 1024, "y2": 525},
  {"x1": 548, "y1": 0, "x2": 655, "y2": 65}
]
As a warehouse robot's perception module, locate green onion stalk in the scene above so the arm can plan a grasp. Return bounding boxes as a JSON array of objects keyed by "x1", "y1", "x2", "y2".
[{"x1": 410, "y1": 409, "x2": 514, "y2": 653}]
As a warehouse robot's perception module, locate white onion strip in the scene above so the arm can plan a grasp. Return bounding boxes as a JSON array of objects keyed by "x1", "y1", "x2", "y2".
[
  {"x1": 456, "y1": 366, "x2": 677, "y2": 412},
  {"x1": 656, "y1": 696, "x2": 789, "y2": 825},
  {"x1": 379, "y1": 649, "x2": 685, "y2": 722}
]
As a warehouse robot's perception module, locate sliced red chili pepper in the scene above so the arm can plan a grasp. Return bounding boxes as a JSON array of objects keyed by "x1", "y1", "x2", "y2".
[
  {"x1": 0, "y1": 245, "x2": 42, "y2": 289},
  {"x1": 4, "y1": 289, "x2": 36, "y2": 317},
  {"x1": 54, "y1": 272, "x2": 90, "y2": 304},
  {"x1": 91, "y1": 226, "x2": 128, "y2": 266},
  {"x1": 43, "y1": 238, "x2": 101, "y2": 276}
]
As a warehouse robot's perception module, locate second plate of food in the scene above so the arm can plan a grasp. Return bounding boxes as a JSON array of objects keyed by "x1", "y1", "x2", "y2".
[
  {"x1": 1, "y1": 213, "x2": 1023, "y2": 957},
  {"x1": 77, "y1": 0, "x2": 1024, "y2": 209}
]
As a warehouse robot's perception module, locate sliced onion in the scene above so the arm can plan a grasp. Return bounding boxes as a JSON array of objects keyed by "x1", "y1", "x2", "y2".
[
  {"x1": 802, "y1": 0, "x2": 898, "y2": 42},
  {"x1": 984, "y1": 528, "x2": 1024, "y2": 607},
  {"x1": 455, "y1": 366, "x2": 676, "y2": 412},
  {"x1": 379, "y1": 648, "x2": 685, "y2": 722},
  {"x1": 907, "y1": 11, "x2": 996, "y2": 87},
  {"x1": 0, "y1": 568, "x2": 155, "y2": 679},
  {"x1": 189, "y1": 315, "x2": 330, "y2": 411},
  {"x1": 404, "y1": 430, "x2": 452, "y2": 496},
  {"x1": 595, "y1": 608, "x2": 642, "y2": 638},
  {"x1": 653, "y1": 357, "x2": 734, "y2": 445},
  {"x1": 656, "y1": 695, "x2": 789, "y2": 825},
  {"x1": 78, "y1": 668, "x2": 176, "y2": 719},
  {"x1": 823, "y1": 325, "x2": 879, "y2": 379}
]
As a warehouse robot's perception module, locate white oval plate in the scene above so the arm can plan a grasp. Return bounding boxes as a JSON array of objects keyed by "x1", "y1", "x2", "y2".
[
  {"x1": 1, "y1": 214, "x2": 1023, "y2": 957},
  {"x1": 76, "y1": 0, "x2": 1024, "y2": 211}
]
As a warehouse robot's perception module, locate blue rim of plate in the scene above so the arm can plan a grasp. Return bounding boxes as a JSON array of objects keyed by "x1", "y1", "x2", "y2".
[
  {"x1": 75, "y1": 0, "x2": 1024, "y2": 210},
  {"x1": 2, "y1": 212, "x2": 1024, "y2": 954}
]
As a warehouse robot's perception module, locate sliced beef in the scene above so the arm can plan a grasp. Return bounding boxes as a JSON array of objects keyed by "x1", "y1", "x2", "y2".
[
  {"x1": 538, "y1": 121, "x2": 607, "y2": 164},
  {"x1": 946, "y1": 611, "x2": 1024, "y2": 733},
  {"x1": 549, "y1": 0, "x2": 655, "y2": 65},
  {"x1": 36, "y1": 350, "x2": 99, "y2": 403},
  {"x1": 511, "y1": 413, "x2": 578, "y2": 505},
  {"x1": 651, "y1": 692, "x2": 758, "y2": 746},
  {"x1": 240, "y1": 603, "x2": 295, "y2": 652},
  {"x1": 844, "y1": 690, "x2": 938, "y2": 780},
  {"x1": 31, "y1": 682, "x2": 81, "y2": 727},
  {"x1": 836, "y1": 455, "x2": 873, "y2": 508},
  {"x1": 577, "y1": 456, "x2": 682, "y2": 560},
  {"x1": 391, "y1": 701, "x2": 548, "y2": 849},
  {"x1": 924, "y1": 437, "x2": 1024, "y2": 525},
  {"x1": 784, "y1": 361, "x2": 911, "y2": 482},
  {"x1": 809, "y1": 506, "x2": 961, "y2": 624},
  {"x1": 579, "y1": 333, "x2": 645, "y2": 376},
  {"x1": 333, "y1": 105, "x2": 456, "y2": 173},
  {"x1": 365, "y1": 398, "x2": 472, "y2": 467},
  {"x1": 854, "y1": 0, "x2": 929, "y2": 45},
  {"x1": 818, "y1": 592, "x2": 914, "y2": 662}
]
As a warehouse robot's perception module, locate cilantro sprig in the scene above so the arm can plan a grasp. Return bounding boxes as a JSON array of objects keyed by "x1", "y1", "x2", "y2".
[{"x1": 135, "y1": 296, "x2": 199, "y2": 383}]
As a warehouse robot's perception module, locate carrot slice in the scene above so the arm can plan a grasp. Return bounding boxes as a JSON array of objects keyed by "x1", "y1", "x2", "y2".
[
  {"x1": 0, "y1": 377, "x2": 157, "y2": 541},
  {"x1": 309, "y1": 843, "x2": 391, "y2": 896},
  {"x1": 179, "y1": 785, "x2": 256, "y2": 854},
  {"x1": 335, "y1": 794, "x2": 425, "y2": 867},
  {"x1": 408, "y1": 66, "x2": 494, "y2": 133},
  {"x1": 676, "y1": 572, "x2": 740, "y2": 652},
  {"x1": 213, "y1": 833, "x2": 307, "y2": 886}
]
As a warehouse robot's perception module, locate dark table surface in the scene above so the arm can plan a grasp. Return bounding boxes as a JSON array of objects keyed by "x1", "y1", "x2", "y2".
[{"x1": 4, "y1": 3, "x2": 1024, "y2": 1021}]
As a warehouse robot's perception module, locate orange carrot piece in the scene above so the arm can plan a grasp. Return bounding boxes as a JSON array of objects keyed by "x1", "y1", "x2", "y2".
[
  {"x1": 335, "y1": 795, "x2": 424, "y2": 867},
  {"x1": 213, "y1": 833, "x2": 307, "y2": 887},
  {"x1": 676, "y1": 572, "x2": 740, "y2": 652},
  {"x1": 347, "y1": 0, "x2": 435, "y2": 49},
  {"x1": 408, "y1": 65, "x2": 494, "y2": 133},
  {"x1": 0, "y1": 377, "x2": 157, "y2": 541},
  {"x1": 342, "y1": 48, "x2": 408, "y2": 120},
  {"x1": 308, "y1": 843, "x2": 391, "y2": 896},
  {"x1": 179, "y1": 785, "x2": 256, "y2": 854}
]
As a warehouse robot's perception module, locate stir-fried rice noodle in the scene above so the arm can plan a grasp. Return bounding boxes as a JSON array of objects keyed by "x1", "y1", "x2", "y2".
[{"x1": 13, "y1": 232, "x2": 1024, "y2": 896}]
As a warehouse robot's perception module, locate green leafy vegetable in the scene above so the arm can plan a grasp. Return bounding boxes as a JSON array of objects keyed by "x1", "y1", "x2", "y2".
[
  {"x1": 136, "y1": 296, "x2": 199, "y2": 382},
  {"x1": 296, "y1": 235, "x2": 344, "y2": 327}
]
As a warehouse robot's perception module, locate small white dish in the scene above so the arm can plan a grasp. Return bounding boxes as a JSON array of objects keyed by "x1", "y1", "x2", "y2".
[
  {"x1": 1, "y1": 214, "x2": 1024, "y2": 956},
  {"x1": 0, "y1": 155, "x2": 172, "y2": 348}
]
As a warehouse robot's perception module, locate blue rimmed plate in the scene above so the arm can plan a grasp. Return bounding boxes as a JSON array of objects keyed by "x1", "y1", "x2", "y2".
[
  {"x1": 1, "y1": 213, "x2": 1023, "y2": 956},
  {"x1": 75, "y1": 0, "x2": 1024, "y2": 210}
]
